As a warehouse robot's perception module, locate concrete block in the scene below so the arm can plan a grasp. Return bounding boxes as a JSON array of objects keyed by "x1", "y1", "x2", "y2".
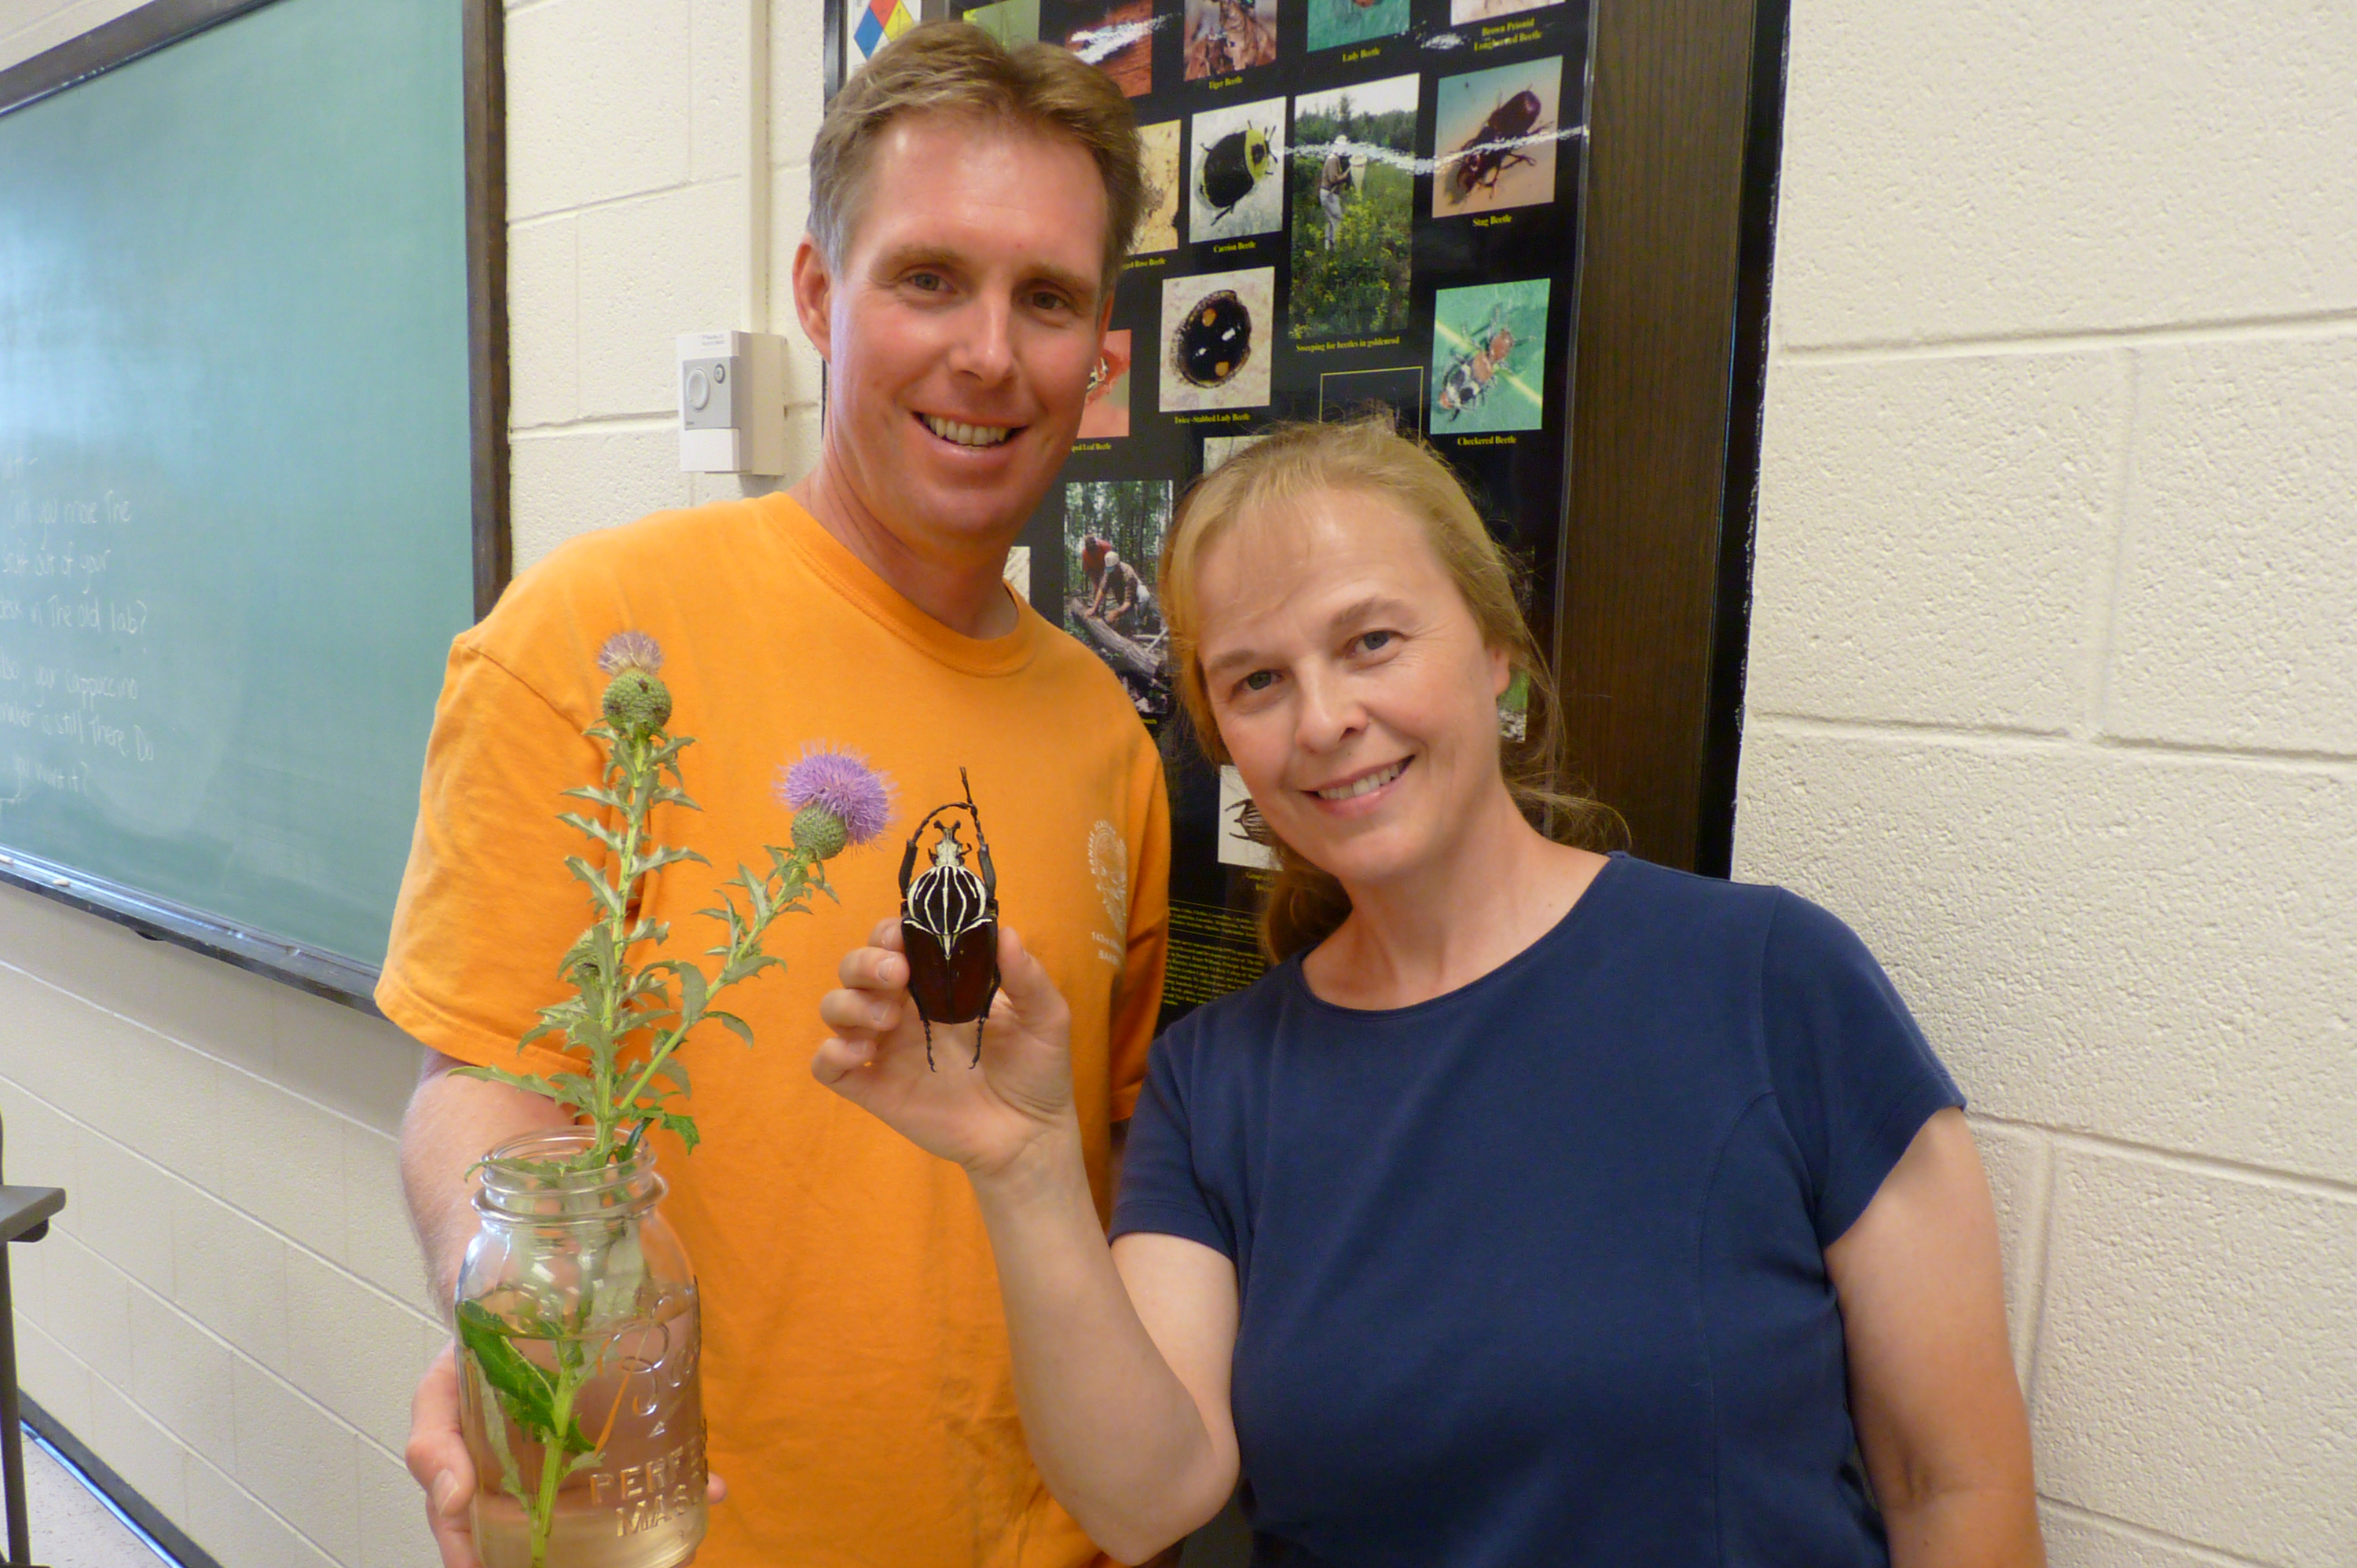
[
  {"x1": 214, "y1": 1061, "x2": 350, "y2": 1266},
  {"x1": 2032, "y1": 1150, "x2": 2355, "y2": 1565},
  {"x1": 693, "y1": 0, "x2": 755, "y2": 184},
  {"x1": 1750, "y1": 352, "x2": 2123, "y2": 731},
  {"x1": 185, "y1": 1450, "x2": 339, "y2": 1568},
  {"x1": 82, "y1": 1021, "x2": 226, "y2": 1193},
  {"x1": 577, "y1": 178, "x2": 752, "y2": 417},
  {"x1": 274, "y1": 987, "x2": 420, "y2": 1137},
  {"x1": 345, "y1": 1124, "x2": 434, "y2": 1316},
  {"x1": 770, "y1": 0, "x2": 827, "y2": 169},
  {"x1": 0, "y1": 961, "x2": 126, "y2": 1119},
  {"x1": 65, "y1": 1129, "x2": 179, "y2": 1297},
  {"x1": 1734, "y1": 730, "x2": 2357, "y2": 1184},
  {"x1": 1775, "y1": 0, "x2": 2357, "y2": 344},
  {"x1": 126, "y1": 1283, "x2": 236, "y2": 1472},
  {"x1": 2106, "y1": 335, "x2": 2357, "y2": 755},
  {"x1": 42, "y1": 1231, "x2": 130, "y2": 1381},
  {"x1": 505, "y1": 0, "x2": 695, "y2": 220},
  {"x1": 15, "y1": 1319, "x2": 91, "y2": 1438},
  {"x1": 231, "y1": 1358, "x2": 362, "y2": 1563},
  {"x1": 0, "y1": 885, "x2": 274, "y2": 1075},
  {"x1": 0, "y1": 1075, "x2": 79, "y2": 1207},
  {"x1": 510, "y1": 430, "x2": 695, "y2": 572},
  {"x1": 86, "y1": 1370, "x2": 190, "y2": 1526},
  {"x1": 507, "y1": 216, "x2": 581, "y2": 430},
  {"x1": 1966, "y1": 1117, "x2": 2048, "y2": 1380},
  {"x1": 2040, "y1": 1503, "x2": 2254, "y2": 1568},
  {"x1": 284, "y1": 1249, "x2": 434, "y2": 1458},
  {"x1": 359, "y1": 1444, "x2": 443, "y2": 1568},
  {"x1": 170, "y1": 1183, "x2": 289, "y2": 1368},
  {"x1": 0, "y1": 0, "x2": 145, "y2": 74}
]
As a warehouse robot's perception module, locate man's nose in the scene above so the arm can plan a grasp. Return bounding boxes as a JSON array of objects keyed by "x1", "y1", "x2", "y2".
[{"x1": 949, "y1": 297, "x2": 1016, "y2": 383}]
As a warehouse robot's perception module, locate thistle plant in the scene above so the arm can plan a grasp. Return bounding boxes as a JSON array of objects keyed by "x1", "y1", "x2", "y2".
[
  {"x1": 453, "y1": 631, "x2": 893, "y2": 1160},
  {"x1": 451, "y1": 631, "x2": 892, "y2": 1568}
]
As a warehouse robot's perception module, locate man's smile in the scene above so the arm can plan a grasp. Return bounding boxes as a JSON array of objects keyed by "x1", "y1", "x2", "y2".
[{"x1": 921, "y1": 413, "x2": 1020, "y2": 449}]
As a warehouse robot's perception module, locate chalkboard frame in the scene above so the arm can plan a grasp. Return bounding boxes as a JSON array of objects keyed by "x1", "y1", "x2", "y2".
[{"x1": 0, "y1": 0, "x2": 510, "y2": 1012}]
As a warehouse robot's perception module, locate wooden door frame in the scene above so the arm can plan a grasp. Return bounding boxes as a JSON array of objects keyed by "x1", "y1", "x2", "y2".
[{"x1": 1556, "y1": 0, "x2": 1787, "y2": 874}]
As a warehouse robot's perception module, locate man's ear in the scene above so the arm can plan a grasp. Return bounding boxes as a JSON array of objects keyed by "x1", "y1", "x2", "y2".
[{"x1": 792, "y1": 236, "x2": 834, "y2": 361}]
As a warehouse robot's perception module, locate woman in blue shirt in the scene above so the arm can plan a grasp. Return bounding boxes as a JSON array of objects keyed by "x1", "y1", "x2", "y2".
[{"x1": 816, "y1": 420, "x2": 2043, "y2": 1567}]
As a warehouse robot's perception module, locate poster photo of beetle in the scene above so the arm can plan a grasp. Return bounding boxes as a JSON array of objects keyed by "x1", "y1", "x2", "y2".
[
  {"x1": 1428, "y1": 279, "x2": 1552, "y2": 434},
  {"x1": 1450, "y1": 0, "x2": 1564, "y2": 22},
  {"x1": 1182, "y1": 0, "x2": 1277, "y2": 80},
  {"x1": 1188, "y1": 97, "x2": 1286, "y2": 240},
  {"x1": 1132, "y1": 119, "x2": 1182, "y2": 254},
  {"x1": 1160, "y1": 266, "x2": 1274, "y2": 412},
  {"x1": 1431, "y1": 55, "x2": 1566, "y2": 218}
]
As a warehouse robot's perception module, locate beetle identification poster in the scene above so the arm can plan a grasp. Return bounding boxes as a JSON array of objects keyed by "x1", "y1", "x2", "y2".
[{"x1": 844, "y1": 0, "x2": 1596, "y2": 1025}]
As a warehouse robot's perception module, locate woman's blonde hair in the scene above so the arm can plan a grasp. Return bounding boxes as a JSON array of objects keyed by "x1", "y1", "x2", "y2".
[
  {"x1": 808, "y1": 20, "x2": 1147, "y2": 295},
  {"x1": 1160, "y1": 419, "x2": 1622, "y2": 962}
]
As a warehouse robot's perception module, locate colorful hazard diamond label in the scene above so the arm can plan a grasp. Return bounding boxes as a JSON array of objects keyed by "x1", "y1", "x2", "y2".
[{"x1": 851, "y1": 0, "x2": 919, "y2": 66}]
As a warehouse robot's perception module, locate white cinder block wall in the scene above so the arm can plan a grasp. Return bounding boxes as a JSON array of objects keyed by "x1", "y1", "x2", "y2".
[
  {"x1": 1737, "y1": 3, "x2": 2357, "y2": 1565},
  {"x1": 5, "y1": 0, "x2": 2352, "y2": 1564}
]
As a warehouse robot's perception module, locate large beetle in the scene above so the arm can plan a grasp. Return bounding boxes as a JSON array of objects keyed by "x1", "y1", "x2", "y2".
[{"x1": 898, "y1": 769, "x2": 999, "y2": 1069}]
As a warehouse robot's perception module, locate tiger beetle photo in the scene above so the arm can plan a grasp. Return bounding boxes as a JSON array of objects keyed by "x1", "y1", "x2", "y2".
[{"x1": 898, "y1": 768, "x2": 999, "y2": 1070}]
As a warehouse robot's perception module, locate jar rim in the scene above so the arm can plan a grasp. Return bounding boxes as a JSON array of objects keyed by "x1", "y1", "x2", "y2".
[{"x1": 473, "y1": 1127, "x2": 665, "y2": 1220}]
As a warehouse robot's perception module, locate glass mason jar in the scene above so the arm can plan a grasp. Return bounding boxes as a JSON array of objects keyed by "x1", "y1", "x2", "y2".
[{"x1": 454, "y1": 1128, "x2": 706, "y2": 1568}]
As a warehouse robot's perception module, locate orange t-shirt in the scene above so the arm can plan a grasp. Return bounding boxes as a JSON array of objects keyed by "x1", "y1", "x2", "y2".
[{"x1": 378, "y1": 493, "x2": 1169, "y2": 1567}]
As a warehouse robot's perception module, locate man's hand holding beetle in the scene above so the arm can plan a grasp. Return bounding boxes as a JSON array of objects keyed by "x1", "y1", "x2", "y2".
[{"x1": 815, "y1": 921, "x2": 1082, "y2": 1181}]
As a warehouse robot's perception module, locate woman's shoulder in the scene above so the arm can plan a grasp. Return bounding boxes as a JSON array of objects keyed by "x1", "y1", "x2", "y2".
[{"x1": 1148, "y1": 959, "x2": 1300, "y2": 1075}]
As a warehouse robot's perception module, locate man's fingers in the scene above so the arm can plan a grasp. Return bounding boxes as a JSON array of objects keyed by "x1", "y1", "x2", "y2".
[
  {"x1": 812, "y1": 1033, "x2": 880, "y2": 1090},
  {"x1": 405, "y1": 1343, "x2": 482, "y2": 1566},
  {"x1": 835, "y1": 942, "x2": 909, "y2": 995}
]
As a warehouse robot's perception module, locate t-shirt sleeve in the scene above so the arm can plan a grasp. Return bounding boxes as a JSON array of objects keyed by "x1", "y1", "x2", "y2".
[
  {"x1": 1109, "y1": 1027, "x2": 1235, "y2": 1258},
  {"x1": 375, "y1": 639, "x2": 603, "y2": 1079},
  {"x1": 1761, "y1": 891, "x2": 1964, "y2": 1248},
  {"x1": 1108, "y1": 744, "x2": 1172, "y2": 1123}
]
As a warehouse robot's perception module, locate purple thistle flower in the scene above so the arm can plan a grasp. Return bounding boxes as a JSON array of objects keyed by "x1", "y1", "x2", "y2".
[
  {"x1": 778, "y1": 744, "x2": 896, "y2": 849},
  {"x1": 598, "y1": 631, "x2": 664, "y2": 677}
]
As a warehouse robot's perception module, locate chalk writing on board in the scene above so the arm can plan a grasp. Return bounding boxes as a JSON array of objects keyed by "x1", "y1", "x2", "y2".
[{"x1": 0, "y1": 455, "x2": 158, "y2": 812}]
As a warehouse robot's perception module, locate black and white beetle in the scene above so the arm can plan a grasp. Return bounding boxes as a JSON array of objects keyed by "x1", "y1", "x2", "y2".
[{"x1": 898, "y1": 769, "x2": 999, "y2": 1069}]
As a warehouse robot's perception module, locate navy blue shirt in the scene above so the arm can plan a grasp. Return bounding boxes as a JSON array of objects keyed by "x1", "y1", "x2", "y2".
[{"x1": 1112, "y1": 855, "x2": 1963, "y2": 1568}]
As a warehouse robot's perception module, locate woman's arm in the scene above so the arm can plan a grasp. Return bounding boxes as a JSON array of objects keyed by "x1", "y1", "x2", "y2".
[
  {"x1": 1824, "y1": 1108, "x2": 2044, "y2": 1568},
  {"x1": 815, "y1": 923, "x2": 1240, "y2": 1563}
]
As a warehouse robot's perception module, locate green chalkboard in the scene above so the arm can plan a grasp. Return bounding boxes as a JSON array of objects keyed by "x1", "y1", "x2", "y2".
[{"x1": 0, "y1": 0, "x2": 503, "y2": 1000}]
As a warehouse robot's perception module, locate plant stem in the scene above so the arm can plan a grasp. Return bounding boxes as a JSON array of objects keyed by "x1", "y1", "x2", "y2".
[{"x1": 529, "y1": 1361, "x2": 585, "y2": 1568}]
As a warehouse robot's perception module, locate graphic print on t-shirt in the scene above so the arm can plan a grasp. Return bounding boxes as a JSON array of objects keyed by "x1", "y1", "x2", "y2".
[{"x1": 1090, "y1": 819, "x2": 1127, "y2": 969}]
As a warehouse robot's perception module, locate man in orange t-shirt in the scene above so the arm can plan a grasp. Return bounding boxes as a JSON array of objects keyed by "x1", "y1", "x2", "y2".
[{"x1": 388, "y1": 25, "x2": 1169, "y2": 1567}]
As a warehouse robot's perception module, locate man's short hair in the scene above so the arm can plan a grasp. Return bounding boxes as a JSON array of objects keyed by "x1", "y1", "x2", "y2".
[{"x1": 810, "y1": 21, "x2": 1146, "y2": 296}]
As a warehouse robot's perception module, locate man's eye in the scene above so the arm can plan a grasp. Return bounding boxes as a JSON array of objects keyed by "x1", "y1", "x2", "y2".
[
  {"x1": 909, "y1": 272, "x2": 947, "y2": 292},
  {"x1": 1031, "y1": 291, "x2": 1072, "y2": 312}
]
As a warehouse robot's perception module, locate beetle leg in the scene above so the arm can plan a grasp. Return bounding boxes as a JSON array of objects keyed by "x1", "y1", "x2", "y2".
[{"x1": 972, "y1": 972, "x2": 999, "y2": 1068}]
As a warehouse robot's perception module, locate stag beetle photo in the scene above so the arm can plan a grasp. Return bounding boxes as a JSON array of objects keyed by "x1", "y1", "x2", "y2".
[
  {"x1": 1443, "y1": 88, "x2": 1551, "y2": 207},
  {"x1": 899, "y1": 768, "x2": 999, "y2": 1069}
]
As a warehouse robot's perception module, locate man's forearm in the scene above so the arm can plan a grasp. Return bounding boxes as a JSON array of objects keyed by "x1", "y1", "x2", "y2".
[{"x1": 400, "y1": 1049, "x2": 575, "y2": 1307}]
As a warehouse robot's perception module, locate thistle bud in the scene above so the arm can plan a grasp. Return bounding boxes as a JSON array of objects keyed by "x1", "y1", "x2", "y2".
[
  {"x1": 602, "y1": 668, "x2": 673, "y2": 740},
  {"x1": 791, "y1": 804, "x2": 850, "y2": 862},
  {"x1": 596, "y1": 632, "x2": 672, "y2": 741}
]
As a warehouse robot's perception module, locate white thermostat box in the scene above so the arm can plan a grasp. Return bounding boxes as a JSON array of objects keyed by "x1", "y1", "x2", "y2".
[{"x1": 677, "y1": 330, "x2": 789, "y2": 475}]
